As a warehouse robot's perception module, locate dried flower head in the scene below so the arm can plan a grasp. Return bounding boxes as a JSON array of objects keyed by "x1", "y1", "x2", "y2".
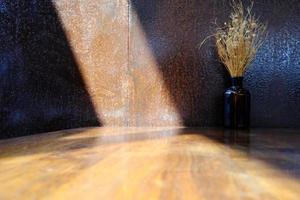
[{"x1": 215, "y1": 0, "x2": 267, "y2": 77}]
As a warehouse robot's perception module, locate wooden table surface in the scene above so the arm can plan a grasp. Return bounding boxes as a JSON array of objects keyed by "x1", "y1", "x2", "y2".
[{"x1": 0, "y1": 127, "x2": 299, "y2": 200}]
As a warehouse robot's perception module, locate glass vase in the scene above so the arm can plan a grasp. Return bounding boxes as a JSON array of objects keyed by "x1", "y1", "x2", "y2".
[{"x1": 224, "y1": 77, "x2": 250, "y2": 129}]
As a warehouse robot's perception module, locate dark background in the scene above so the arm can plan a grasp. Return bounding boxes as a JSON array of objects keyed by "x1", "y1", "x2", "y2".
[
  {"x1": 0, "y1": 1, "x2": 100, "y2": 139},
  {"x1": 0, "y1": 0, "x2": 299, "y2": 139},
  {"x1": 130, "y1": 0, "x2": 300, "y2": 128}
]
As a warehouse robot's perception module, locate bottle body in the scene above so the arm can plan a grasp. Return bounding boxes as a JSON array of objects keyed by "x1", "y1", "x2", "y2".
[{"x1": 224, "y1": 77, "x2": 250, "y2": 129}]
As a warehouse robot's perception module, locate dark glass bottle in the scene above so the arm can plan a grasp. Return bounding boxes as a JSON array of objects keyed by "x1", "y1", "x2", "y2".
[{"x1": 224, "y1": 77, "x2": 250, "y2": 129}]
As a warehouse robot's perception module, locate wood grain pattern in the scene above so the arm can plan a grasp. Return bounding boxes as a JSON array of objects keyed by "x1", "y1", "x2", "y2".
[{"x1": 0, "y1": 128, "x2": 299, "y2": 200}]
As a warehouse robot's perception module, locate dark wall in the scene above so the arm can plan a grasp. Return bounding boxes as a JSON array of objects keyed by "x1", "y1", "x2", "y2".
[
  {"x1": 0, "y1": 1, "x2": 100, "y2": 139},
  {"x1": 130, "y1": 0, "x2": 300, "y2": 128},
  {"x1": 1, "y1": 0, "x2": 300, "y2": 139}
]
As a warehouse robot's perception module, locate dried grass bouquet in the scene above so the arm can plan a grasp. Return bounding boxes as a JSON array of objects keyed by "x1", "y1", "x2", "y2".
[{"x1": 203, "y1": 0, "x2": 267, "y2": 77}]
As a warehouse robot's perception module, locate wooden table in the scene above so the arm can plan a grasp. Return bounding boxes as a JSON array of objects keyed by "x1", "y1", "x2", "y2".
[{"x1": 0, "y1": 127, "x2": 299, "y2": 200}]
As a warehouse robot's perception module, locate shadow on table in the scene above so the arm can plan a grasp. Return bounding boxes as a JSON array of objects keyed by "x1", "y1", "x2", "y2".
[
  {"x1": 1, "y1": 127, "x2": 300, "y2": 180},
  {"x1": 129, "y1": 0, "x2": 300, "y2": 180}
]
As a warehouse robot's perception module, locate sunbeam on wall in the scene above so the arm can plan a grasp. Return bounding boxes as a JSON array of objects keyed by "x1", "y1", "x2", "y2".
[
  {"x1": 129, "y1": 6, "x2": 183, "y2": 126},
  {"x1": 53, "y1": 0, "x2": 131, "y2": 126},
  {"x1": 53, "y1": 0, "x2": 183, "y2": 126},
  {"x1": 50, "y1": 0, "x2": 300, "y2": 128}
]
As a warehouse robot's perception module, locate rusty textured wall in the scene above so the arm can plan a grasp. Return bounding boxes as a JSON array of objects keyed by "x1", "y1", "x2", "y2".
[
  {"x1": 54, "y1": 0, "x2": 131, "y2": 126},
  {"x1": 1, "y1": 0, "x2": 300, "y2": 138}
]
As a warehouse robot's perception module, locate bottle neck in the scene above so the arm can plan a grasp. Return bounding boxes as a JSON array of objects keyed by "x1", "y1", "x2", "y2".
[{"x1": 231, "y1": 77, "x2": 243, "y2": 87}]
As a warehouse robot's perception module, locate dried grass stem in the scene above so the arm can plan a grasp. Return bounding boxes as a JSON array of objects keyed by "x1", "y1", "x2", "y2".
[{"x1": 215, "y1": 0, "x2": 267, "y2": 77}]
